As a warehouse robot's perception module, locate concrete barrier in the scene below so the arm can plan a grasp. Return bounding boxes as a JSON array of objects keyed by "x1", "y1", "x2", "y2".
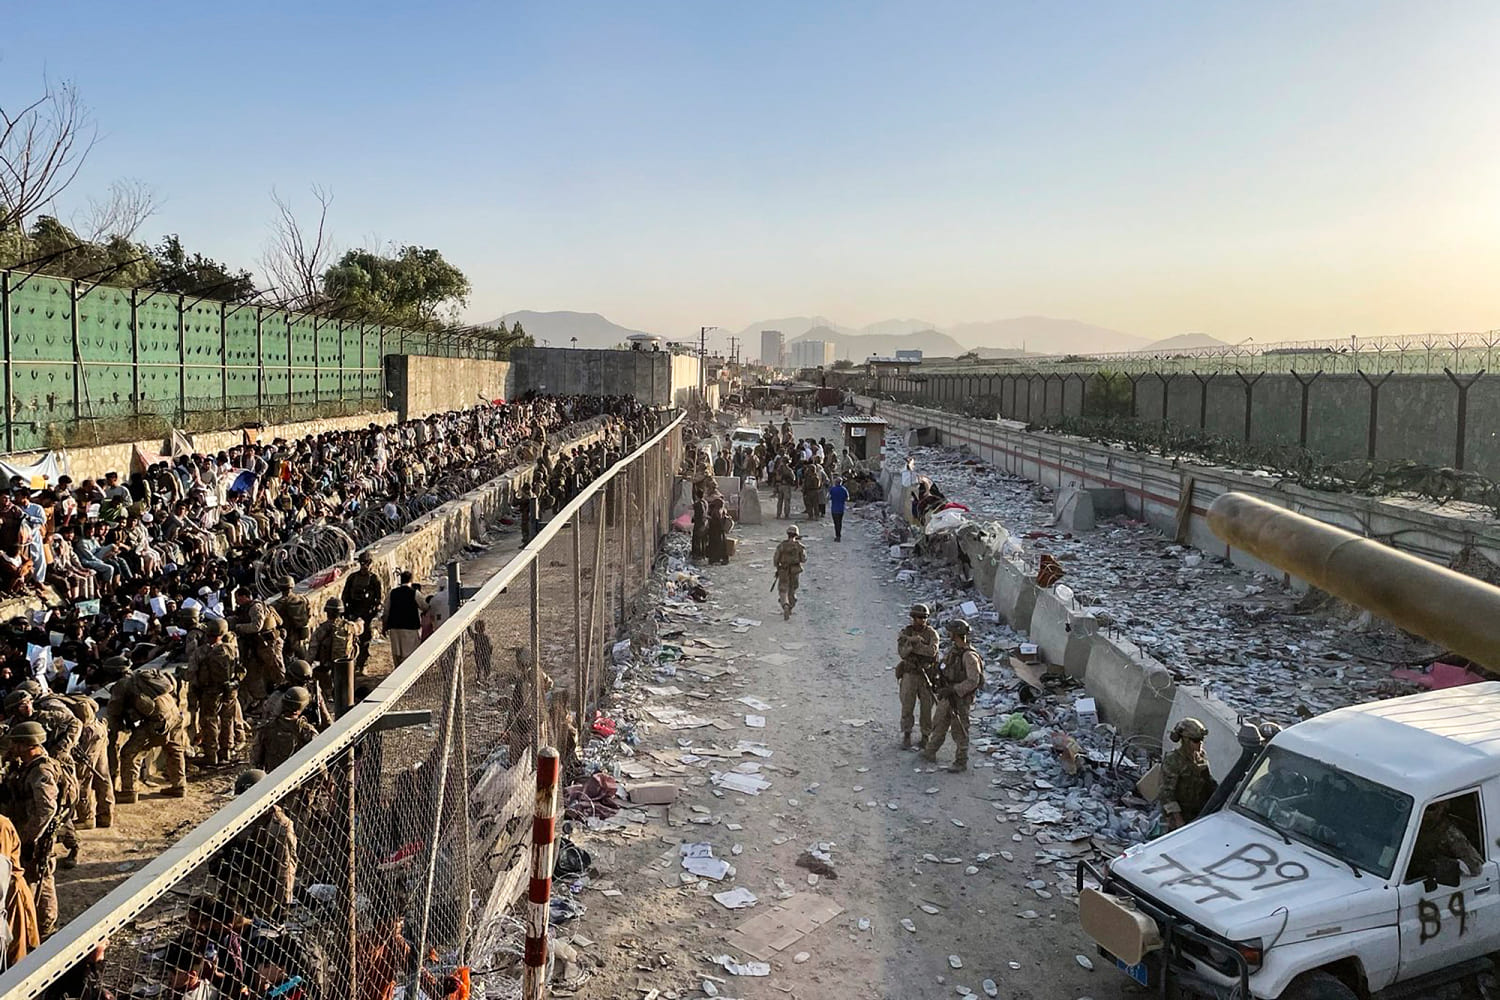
[
  {"x1": 1163, "y1": 685, "x2": 1242, "y2": 776},
  {"x1": 960, "y1": 532, "x2": 1000, "y2": 599},
  {"x1": 992, "y1": 557, "x2": 1038, "y2": 629},
  {"x1": 1081, "y1": 633, "x2": 1177, "y2": 739},
  {"x1": 1029, "y1": 586, "x2": 1098, "y2": 681}
]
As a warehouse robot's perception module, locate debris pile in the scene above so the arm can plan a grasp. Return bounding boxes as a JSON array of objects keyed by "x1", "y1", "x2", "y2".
[{"x1": 882, "y1": 432, "x2": 1434, "y2": 724}]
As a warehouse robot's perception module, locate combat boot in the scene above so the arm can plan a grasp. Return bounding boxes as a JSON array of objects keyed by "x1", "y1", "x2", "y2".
[
  {"x1": 919, "y1": 747, "x2": 938, "y2": 763},
  {"x1": 60, "y1": 845, "x2": 79, "y2": 869},
  {"x1": 116, "y1": 789, "x2": 138, "y2": 805},
  {"x1": 948, "y1": 756, "x2": 968, "y2": 773},
  {"x1": 901, "y1": 732, "x2": 912, "y2": 750},
  {"x1": 96, "y1": 810, "x2": 112, "y2": 829},
  {"x1": 162, "y1": 785, "x2": 187, "y2": 798}
]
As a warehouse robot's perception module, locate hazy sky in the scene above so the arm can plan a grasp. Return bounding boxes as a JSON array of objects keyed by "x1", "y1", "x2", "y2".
[{"x1": 7, "y1": 2, "x2": 1500, "y2": 344}]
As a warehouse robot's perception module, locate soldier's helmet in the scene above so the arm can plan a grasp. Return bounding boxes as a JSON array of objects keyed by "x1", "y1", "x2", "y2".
[
  {"x1": 325, "y1": 598, "x2": 344, "y2": 614},
  {"x1": 103, "y1": 655, "x2": 132, "y2": 671},
  {"x1": 180, "y1": 606, "x2": 202, "y2": 623},
  {"x1": 786, "y1": 525, "x2": 799, "y2": 536},
  {"x1": 5, "y1": 720, "x2": 46, "y2": 745},
  {"x1": 910, "y1": 604, "x2": 930, "y2": 618},
  {"x1": 208, "y1": 619, "x2": 229, "y2": 637},
  {"x1": 280, "y1": 575, "x2": 297, "y2": 590},
  {"x1": 235, "y1": 768, "x2": 268, "y2": 795},
  {"x1": 1172, "y1": 717, "x2": 1209, "y2": 742},
  {"x1": 14, "y1": 679, "x2": 43, "y2": 699},
  {"x1": 4, "y1": 690, "x2": 31, "y2": 712},
  {"x1": 286, "y1": 659, "x2": 313, "y2": 682},
  {"x1": 946, "y1": 619, "x2": 971, "y2": 637},
  {"x1": 284, "y1": 686, "x2": 312, "y2": 711}
]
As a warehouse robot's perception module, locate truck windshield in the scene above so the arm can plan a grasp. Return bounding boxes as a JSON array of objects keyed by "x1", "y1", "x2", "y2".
[{"x1": 1233, "y1": 746, "x2": 1413, "y2": 879}]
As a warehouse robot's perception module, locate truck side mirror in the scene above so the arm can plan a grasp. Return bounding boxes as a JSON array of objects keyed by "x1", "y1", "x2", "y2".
[{"x1": 1434, "y1": 857, "x2": 1463, "y2": 888}]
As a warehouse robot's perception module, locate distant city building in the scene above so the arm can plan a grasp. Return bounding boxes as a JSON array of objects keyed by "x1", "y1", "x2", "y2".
[
  {"x1": 760, "y1": 330, "x2": 786, "y2": 367},
  {"x1": 894, "y1": 349, "x2": 923, "y2": 362},
  {"x1": 788, "y1": 339, "x2": 835, "y2": 369}
]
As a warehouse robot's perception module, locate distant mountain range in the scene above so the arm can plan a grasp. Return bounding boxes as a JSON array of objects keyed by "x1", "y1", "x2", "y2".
[{"x1": 486, "y1": 309, "x2": 1227, "y2": 360}]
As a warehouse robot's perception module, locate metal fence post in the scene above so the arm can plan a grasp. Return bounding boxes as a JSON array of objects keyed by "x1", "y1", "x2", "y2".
[
  {"x1": 1444, "y1": 368, "x2": 1486, "y2": 470},
  {"x1": 571, "y1": 516, "x2": 584, "y2": 741},
  {"x1": 411, "y1": 652, "x2": 462, "y2": 997},
  {"x1": 177, "y1": 294, "x2": 188, "y2": 427},
  {"x1": 584, "y1": 494, "x2": 607, "y2": 725},
  {"x1": 219, "y1": 303, "x2": 229, "y2": 424},
  {"x1": 2, "y1": 271, "x2": 12, "y2": 453},
  {"x1": 255, "y1": 306, "x2": 265, "y2": 421},
  {"x1": 530, "y1": 557, "x2": 541, "y2": 758},
  {"x1": 523, "y1": 747, "x2": 561, "y2": 1000},
  {"x1": 1357, "y1": 369, "x2": 1395, "y2": 461},
  {"x1": 286, "y1": 314, "x2": 295, "y2": 419},
  {"x1": 342, "y1": 747, "x2": 357, "y2": 1000}
]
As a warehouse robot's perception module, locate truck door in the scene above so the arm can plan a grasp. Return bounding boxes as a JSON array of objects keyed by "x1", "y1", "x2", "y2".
[{"x1": 1397, "y1": 790, "x2": 1499, "y2": 978}]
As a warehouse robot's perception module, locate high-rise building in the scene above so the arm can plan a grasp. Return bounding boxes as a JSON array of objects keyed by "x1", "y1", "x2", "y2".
[
  {"x1": 788, "y1": 339, "x2": 835, "y2": 369},
  {"x1": 760, "y1": 330, "x2": 785, "y2": 367}
]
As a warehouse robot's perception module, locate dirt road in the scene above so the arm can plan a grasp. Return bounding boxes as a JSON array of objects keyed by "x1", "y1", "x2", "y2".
[{"x1": 564, "y1": 418, "x2": 1125, "y2": 1000}]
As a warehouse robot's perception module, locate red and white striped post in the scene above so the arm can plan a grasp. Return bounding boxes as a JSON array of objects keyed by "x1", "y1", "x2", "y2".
[{"x1": 523, "y1": 746, "x2": 561, "y2": 1000}]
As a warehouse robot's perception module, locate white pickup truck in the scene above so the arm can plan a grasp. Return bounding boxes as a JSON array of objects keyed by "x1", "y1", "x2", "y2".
[{"x1": 1080, "y1": 683, "x2": 1500, "y2": 999}]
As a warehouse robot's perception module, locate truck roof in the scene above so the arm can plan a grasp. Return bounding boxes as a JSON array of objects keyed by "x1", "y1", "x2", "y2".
[{"x1": 1275, "y1": 682, "x2": 1500, "y2": 794}]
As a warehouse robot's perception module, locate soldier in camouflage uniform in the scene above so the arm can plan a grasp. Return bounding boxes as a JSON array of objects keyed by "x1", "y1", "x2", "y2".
[
  {"x1": 340, "y1": 552, "x2": 385, "y2": 674},
  {"x1": 232, "y1": 590, "x2": 285, "y2": 710},
  {"x1": 251, "y1": 687, "x2": 318, "y2": 772},
  {"x1": 920, "y1": 619, "x2": 986, "y2": 772},
  {"x1": 1159, "y1": 717, "x2": 1216, "y2": 831},
  {"x1": 187, "y1": 619, "x2": 241, "y2": 768},
  {"x1": 214, "y1": 769, "x2": 298, "y2": 923},
  {"x1": 106, "y1": 667, "x2": 188, "y2": 802},
  {"x1": 261, "y1": 659, "x2": 332, "y2": 731},
  {"x1": 177, "y1": 606, "x2": 208, "y2": 663},
  {"x1": 773, "y1": 525, "x2": 806, "y2": 620},
  {"x1": 2, "y1": 721, "x2": 65, "y2": 936},
  {"x1": 63, "y1": 693, "x2": 113, "y2": 829},
  {"x1": 272, "y1": 575, "x2": 311, "y2": 661},
  {"x1": 6, "y1": 688, "x2": 82, "y2": 868},
  {"x1": 895, "y1": 604, "x2": 940, "y2": 750},
  {"x1": 310, "y1": 598, "x2": 362, "y2": 705}
]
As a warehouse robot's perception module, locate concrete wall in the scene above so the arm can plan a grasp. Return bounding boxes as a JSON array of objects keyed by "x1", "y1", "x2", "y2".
[
  {"x1": 385, "y1": 355, "x2": 514, "y2": 422},
  {"x1": 509, "y1": 347, "x2": 696, "y2": 407},
  {"x1": 12, "y1": 410, "x2": 399, "y2": 483},
  {"x1": 908, "y1": 370, "x2": 1500, "y2": 478}
]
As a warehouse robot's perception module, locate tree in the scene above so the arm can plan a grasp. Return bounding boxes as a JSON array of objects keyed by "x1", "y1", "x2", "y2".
[
  {"x1": 260, "y1": 185, "x2": 334, "y2": 310},
  {"x1": 4, "y1": 215, "x2": 155, "y2": 285},
  {"x1": 76, "y1": 178, "x2": 158, "y2": 242},
  {"x1": 0, "y1": 76, "x2": 98, "y2": 234},
  {"x1": 151, "y1": 234, "x2": 256, "y2": 300},
  {"x1": 832, "y1": 359, "x2": 854, "y2": 370},
  {"x1": 321, "y1": 244, "x2": 470, "y2": 329}
]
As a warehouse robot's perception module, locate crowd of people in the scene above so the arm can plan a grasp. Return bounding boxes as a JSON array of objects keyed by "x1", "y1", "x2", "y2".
[{"x1": 0, "y1": 393, "x2": 661, "y2": 982}]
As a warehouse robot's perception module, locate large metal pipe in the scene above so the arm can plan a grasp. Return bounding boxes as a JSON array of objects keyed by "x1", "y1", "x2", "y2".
[{"x1": 1207, "y1": 491, "x2": 1500, "y2": 670}]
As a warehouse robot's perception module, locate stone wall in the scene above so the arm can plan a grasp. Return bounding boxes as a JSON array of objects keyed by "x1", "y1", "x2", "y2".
[{"x1": 384, "y1": 355, "x2": 515, "y2": 422}]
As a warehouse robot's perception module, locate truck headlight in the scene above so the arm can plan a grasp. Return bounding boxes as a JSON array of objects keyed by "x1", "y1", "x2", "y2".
[{"x1": 1234, "y1": 938, "x2": 1264, "y2": 973}]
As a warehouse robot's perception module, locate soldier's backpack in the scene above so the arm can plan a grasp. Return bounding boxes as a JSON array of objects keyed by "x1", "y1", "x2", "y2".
[
  {"x1": 277, "y1": 595, "x2": 310, "y2": 631},
  {"x1": 134, "y1": 668, "x2": 176, "y2": 698}
]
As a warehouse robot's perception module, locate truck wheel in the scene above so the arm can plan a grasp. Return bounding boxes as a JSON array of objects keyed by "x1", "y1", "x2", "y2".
[
  {"x1": 1283, "y1": 972, "x2": 1358, "y2": 1000},
  {"x1": 1467, "y1": 968, "x2": 1500, "y2": 1000}
]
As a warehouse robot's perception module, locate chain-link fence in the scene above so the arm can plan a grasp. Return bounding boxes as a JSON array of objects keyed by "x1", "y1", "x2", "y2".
[{"x1": 0, "y1": 412, "x2": 684, "y2": 1000}]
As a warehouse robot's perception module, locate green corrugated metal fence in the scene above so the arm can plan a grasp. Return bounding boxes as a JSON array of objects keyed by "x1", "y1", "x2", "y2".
[{"x1": 1, "y1": 269, "x2": 500, "y2": 453}]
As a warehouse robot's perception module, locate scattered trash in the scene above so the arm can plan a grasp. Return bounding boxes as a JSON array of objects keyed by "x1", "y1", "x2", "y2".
[
  {"x1": 713, "y1": 887, "x2": 760, "y2": 910},
  {"x1": 715, "y1": 956, "x2": 771, "y2": 977}
]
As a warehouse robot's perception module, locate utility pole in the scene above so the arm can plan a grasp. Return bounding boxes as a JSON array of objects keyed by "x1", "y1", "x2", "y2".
[{"x1": 728, "y1": 335, "x2": 739, "y2": 369}]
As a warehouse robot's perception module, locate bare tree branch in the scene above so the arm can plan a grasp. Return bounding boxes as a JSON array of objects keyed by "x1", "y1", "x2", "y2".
[
  {"x1": 0, "y1": 76, "x2": 98, "y2": 233},
  {"x1": 258, "y1": 185, "x2": 335, "y2": 311},
  {"x1": 75, "y1": 177, "x2": 158, "y2": 241}
]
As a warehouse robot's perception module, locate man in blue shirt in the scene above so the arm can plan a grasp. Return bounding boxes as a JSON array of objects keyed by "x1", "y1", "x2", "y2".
[{"x1": 828, "y1": 476, "x2": 849, "y2": 542}]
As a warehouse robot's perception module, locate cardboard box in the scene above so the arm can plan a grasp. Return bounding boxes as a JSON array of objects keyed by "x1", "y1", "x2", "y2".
[{"x1": 627, "y1": 781, "x2": 678, "y2": 805}]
